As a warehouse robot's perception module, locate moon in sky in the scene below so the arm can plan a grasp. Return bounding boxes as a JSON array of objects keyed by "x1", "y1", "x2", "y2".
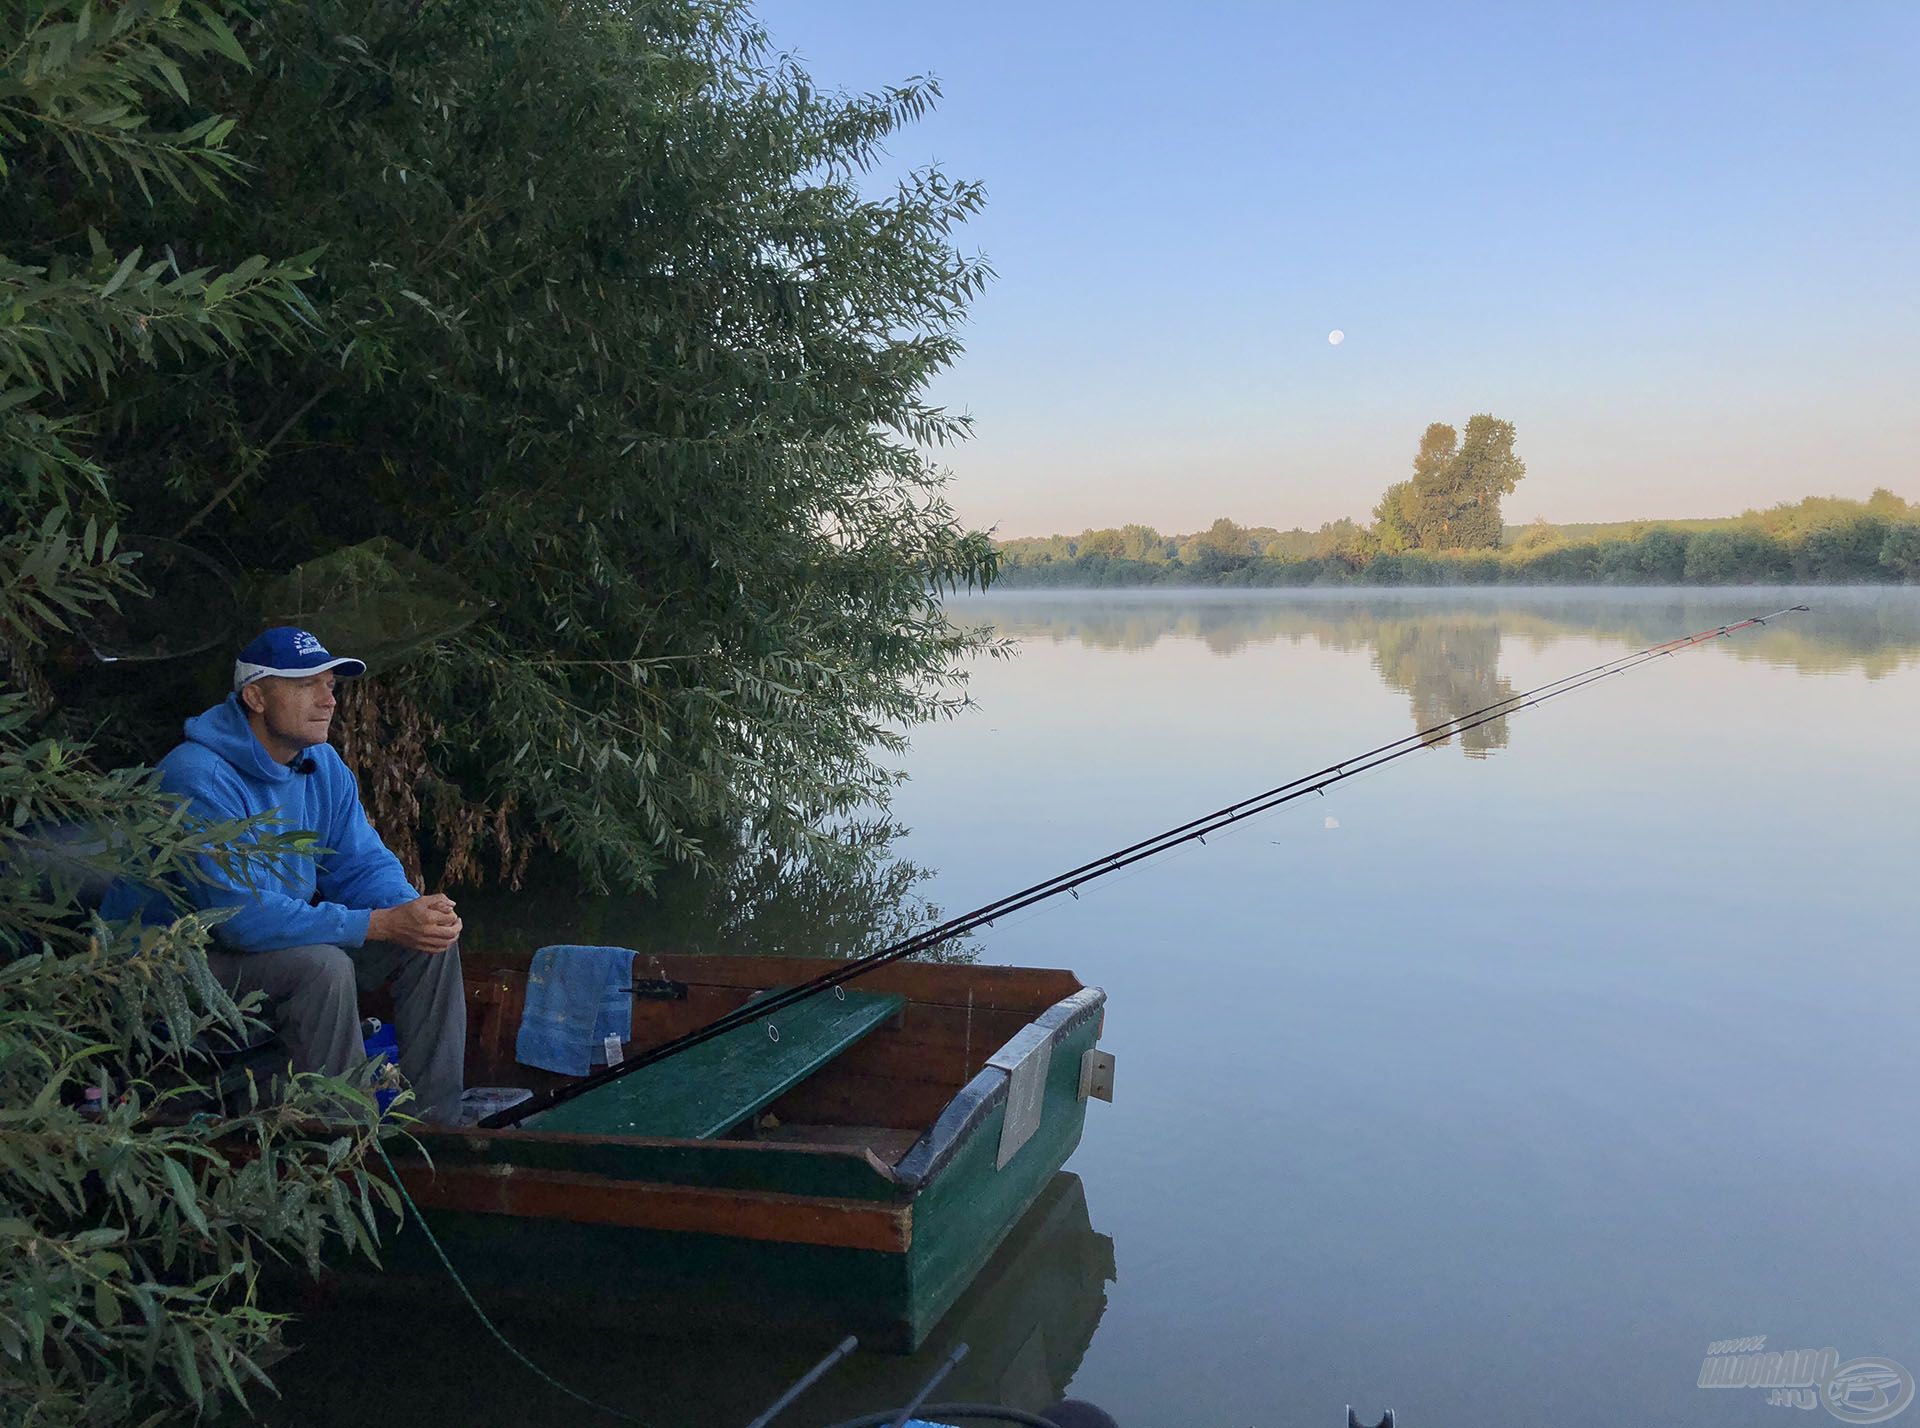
[{"x1": 1328, "y1": 329, "x2": 1345, "y2": 346}]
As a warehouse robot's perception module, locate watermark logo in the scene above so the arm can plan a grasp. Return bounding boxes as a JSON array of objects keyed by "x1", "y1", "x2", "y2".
[
  {"x1": 1699, "y1": 1337, "x2": 1914, "y2": 1423},
  {"x1": 1826, "y1": 1359, "x2": 1917, "y2": 1425}
]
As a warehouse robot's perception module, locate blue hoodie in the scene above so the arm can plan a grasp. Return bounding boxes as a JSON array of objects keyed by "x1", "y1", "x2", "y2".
[{"x1": 132, "y1": 697, "x2": 419, "y2": 951}]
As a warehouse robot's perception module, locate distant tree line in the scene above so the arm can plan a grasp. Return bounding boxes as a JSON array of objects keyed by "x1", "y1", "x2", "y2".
[{"x1": 996, "y1": 415, "x2": 1919, "y2": 586}]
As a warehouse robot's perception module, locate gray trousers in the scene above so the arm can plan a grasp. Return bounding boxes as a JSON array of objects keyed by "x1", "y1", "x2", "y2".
[{"x1": 208, "y1": 938, "x2": 467, "y2": 1124}]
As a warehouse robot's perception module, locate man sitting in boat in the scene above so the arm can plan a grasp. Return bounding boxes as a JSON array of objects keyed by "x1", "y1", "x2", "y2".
[{"x1": 130, "y1": 626, "x2": 467, "y2": 1123}]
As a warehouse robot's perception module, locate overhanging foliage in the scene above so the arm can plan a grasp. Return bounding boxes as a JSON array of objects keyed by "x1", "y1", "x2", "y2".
[{"x1": 20, "y1": 0, "x2": 1003, "y2": 889}]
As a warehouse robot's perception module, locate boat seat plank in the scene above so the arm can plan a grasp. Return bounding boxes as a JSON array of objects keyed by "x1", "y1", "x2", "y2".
[
  {"x1": 743, "y1": 1123, "x2": 925, "y2": 1165},
  {"x1": 526, "y1": 989, "x2": 905, "y2": 1140}
]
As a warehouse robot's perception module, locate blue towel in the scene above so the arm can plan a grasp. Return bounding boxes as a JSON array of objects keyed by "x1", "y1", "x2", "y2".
[{"x1": 514, "y1": 945, "x2": 637, "y2": 1076}]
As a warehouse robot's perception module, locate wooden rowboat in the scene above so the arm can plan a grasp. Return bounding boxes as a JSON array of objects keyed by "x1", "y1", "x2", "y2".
[{"x1": 375, "y1": 949, "x2": 1113, "y2": 1353}]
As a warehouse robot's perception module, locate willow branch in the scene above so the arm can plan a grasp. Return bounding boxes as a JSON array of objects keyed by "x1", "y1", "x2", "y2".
[{"x1": 172, "y1": 383, "x2": 334, "y2": 538}]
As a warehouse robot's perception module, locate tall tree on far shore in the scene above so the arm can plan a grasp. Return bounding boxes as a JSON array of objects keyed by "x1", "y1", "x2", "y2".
[
  {"x1": 1404, "y1": 415, "x2": 1527, "y2": 550},
  {"x1": 1372, "y1": 480, "x2": 1419, "y2": 553},
  {"x1": 1412, "y1": 423, "x2": 1458, "y2": 498},
  {"x1": 1118, "y1": 523, "x2": 1169, "y2": 562},
  {"x1": 1179, "y1": 517, "x2": 1257, "y2": 575}
]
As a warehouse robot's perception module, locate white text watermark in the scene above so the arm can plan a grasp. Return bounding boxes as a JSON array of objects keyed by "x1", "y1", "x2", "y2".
[{"x1": 1699, "y1": 1336, "x2": 1913, "y2": 1423}]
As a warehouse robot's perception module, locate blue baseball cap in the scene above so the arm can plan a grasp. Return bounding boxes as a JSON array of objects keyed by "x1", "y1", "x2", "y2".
[{"x1": 233, "y1": 626, "x2": 367, "y2": 691}]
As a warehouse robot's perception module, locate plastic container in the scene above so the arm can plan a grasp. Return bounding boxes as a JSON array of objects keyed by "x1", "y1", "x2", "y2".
[{"x1": 361, "y1": 1018, "x2": 401, "y2": 1112}]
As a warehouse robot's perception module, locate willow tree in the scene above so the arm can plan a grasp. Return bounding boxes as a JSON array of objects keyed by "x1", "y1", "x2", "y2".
[
  {"x1": 50, "y1": 0, "x2": 1000, "y2": 890},
  {"x1": 4, "y1": 5, "x2": 394, "y2": 1421}
]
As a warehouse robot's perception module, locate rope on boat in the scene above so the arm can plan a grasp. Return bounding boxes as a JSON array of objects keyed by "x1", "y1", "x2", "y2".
[
  {"x1": 373, "y1": 1138, "x2": 655, "y2": 1426},
  {"x1": 491, "y1": 603, "x2": 1809, "y2": 1129}
]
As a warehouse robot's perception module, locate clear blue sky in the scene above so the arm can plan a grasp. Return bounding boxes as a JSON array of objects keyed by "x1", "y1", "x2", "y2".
[{"x1": 755, "y1": 1, "x2": 1920, "y2": 537}]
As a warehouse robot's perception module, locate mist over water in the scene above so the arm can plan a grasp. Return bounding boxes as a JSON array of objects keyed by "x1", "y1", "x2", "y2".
[{"x1": 277, "y1": 587, "x2": 1920, "y2": 1428}]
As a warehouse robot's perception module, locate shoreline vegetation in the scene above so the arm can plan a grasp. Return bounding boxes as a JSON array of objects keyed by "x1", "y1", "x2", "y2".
[
  {"x1": 951, "y1": 587, "x2": 1920, "y2": 683},
  {"x1": 994, "y1": 490, "x2": 1920, "y2": 588},
  {"x1": 3, "y1": 2, "x2": 994, "y2": 1422}
]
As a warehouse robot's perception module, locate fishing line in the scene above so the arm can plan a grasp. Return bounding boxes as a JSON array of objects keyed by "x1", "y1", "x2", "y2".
[
  {"x1": 490, "y1": 604, "x2": 1805, "y2": 1127},
  {"x1": 372, "y1": 1139, "x2": 655, "y2": 1425}
]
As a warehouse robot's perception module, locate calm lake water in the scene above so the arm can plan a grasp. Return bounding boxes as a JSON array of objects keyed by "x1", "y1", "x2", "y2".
[{"x1": 275, "y1": 587, "x2": 1920, "y2": 1428}]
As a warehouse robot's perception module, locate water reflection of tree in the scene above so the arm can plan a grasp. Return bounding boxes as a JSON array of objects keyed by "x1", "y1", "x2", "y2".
[
  {"x1": 972, "y1": 592, "x2": 1920, "y2": 665},
  {"x1": 960, "y1": 589, "x2": 1920, "y2": 754},
  {"x1": 1371, "y1": 620, "x2": 1513, "y2": 756},
  {"x1": 464, "y1": 819, "x2": 969, "y2": 963}
]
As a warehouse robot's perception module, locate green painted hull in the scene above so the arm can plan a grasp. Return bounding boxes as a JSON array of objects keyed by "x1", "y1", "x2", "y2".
[{"x1": 898, "y1": 1011, "x2": 1101, "y2": 1348}]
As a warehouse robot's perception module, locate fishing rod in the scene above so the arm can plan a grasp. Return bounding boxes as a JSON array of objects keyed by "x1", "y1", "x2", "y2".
[{"x1": 487, "y1": 603, "x2": 1807, "y2": 1128}]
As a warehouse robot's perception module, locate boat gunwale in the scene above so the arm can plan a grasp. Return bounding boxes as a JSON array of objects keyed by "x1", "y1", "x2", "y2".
[
  {"x1": 460, "y1": 948, "x2": 1086, "y2": 1018},
  {"x1": 410, "y1": 1121, "x2": 906, "y2": 1164},
  {"x1": 387, "y1": 1156, "x2": 915, "y2": 1251}
]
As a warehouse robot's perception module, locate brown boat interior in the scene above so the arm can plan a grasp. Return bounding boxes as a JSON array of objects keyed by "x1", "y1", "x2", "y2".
[{"x1": 392, "y1": 951, "x2": 1089, "y2": 1165}]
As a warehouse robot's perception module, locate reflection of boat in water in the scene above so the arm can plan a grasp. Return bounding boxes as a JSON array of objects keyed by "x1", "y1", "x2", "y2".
[
  {"x1": 369, "y1": 951, "x2": 1112, "y2": 1354},
  {"x1": 271, "y1": 1169, "x2": 1114, "y2": 1426},
  {"x1": 818, "y1": 1170, "x2": 1116, "y2": 1418}
]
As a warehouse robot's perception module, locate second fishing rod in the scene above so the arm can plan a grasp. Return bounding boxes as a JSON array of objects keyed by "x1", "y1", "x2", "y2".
[{"x1": 488, "y1": 602, "x2": 1807, "y2": 1127}]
